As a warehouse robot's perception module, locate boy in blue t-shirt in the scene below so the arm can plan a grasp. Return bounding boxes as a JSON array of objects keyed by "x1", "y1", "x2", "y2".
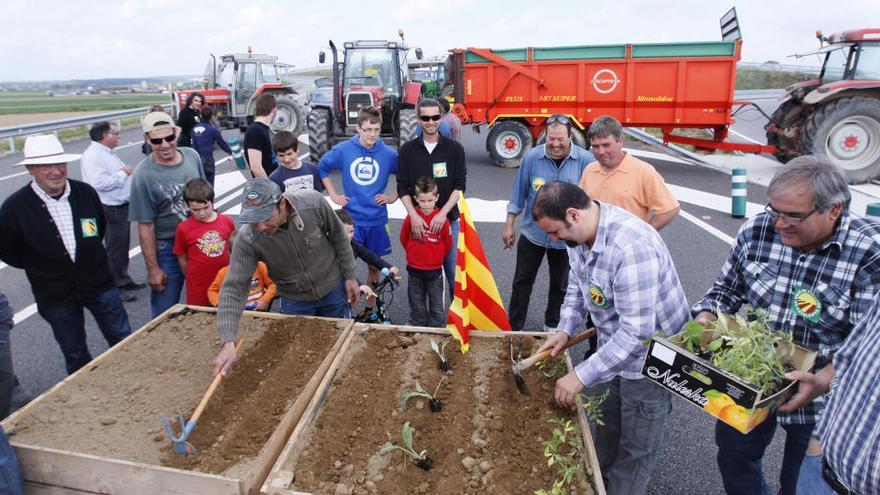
[
  {"x1": 268, "y1": 131, "x2": 324, "y2": 193},
  {"x1": 319, "y1": 106, "x2": 398, "y2": 286}
]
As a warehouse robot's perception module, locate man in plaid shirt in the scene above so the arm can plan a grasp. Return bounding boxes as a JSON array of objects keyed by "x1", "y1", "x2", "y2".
[
  {"x1": 533, "y1": 181, "x2": 689, "y2": 495},
  {"x1": 692, "y1": 156, "x2": 880, "y2": 495}
]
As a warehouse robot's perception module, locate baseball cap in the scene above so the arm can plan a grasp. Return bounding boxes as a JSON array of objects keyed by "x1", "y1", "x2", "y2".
[
  {"x1": 239, "y1": 179, "x2": 283, "y2": 224},
  {"x1": 142, "y1": 111, "x2": 176, "y2": 133}
]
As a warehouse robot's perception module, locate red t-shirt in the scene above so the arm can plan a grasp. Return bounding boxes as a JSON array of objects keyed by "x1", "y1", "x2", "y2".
[{"x1": 173, "y1": 213, "x2": 236, "y2": 306}]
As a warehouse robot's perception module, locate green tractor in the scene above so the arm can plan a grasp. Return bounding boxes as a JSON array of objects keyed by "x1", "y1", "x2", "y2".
[{"x1": 408, "y1": 58, "x2": 452, "y2": 99}]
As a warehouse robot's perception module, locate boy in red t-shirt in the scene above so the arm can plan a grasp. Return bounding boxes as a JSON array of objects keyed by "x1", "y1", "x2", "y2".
[
  {"x1": 173, "y1": 179, "x2": 237, "y2": 306},
  {"x1": 400, "y1": 176, "x2": 452, "y2": 327}
]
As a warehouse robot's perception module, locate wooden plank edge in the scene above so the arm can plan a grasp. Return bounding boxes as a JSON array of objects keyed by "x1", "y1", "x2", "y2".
[
  {"x1": 566, "y1": 353, "x2": 606, "y2": 495},
  {"x1": 13, "y1": 443, "x2": 241, "y2": 495},
  {"x1": 240, "y1": 320, "x2": 354, "y2": 495},
  {"x1": 260, "y1": 322, "x2": 359, "y2": 494}
]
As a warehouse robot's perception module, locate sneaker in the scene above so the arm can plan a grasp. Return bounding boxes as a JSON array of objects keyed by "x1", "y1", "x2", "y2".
[
  {"x1": 120, "y1": 292, "x2": 137, "y2": 303},
  {"x1": 119, "y1": 281, "x2": 147, "y2": 291}
]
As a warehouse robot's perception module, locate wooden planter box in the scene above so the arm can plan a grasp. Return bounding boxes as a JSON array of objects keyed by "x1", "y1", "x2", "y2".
[
  {"x1": 2, "y1": 305, "x2": 353, "y2": 495},
  {"x1": 261, "y1": 325, "x2": 606, "y2": 495}
]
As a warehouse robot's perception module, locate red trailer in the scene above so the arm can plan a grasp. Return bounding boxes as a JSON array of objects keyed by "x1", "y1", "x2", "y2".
[{"x1": 447, "y1": 11, "x2": 772, "y2": 167}]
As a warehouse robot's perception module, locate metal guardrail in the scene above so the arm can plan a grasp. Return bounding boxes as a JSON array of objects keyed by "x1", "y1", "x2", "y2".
[
  {"x1": 0, "y1": 103, "x2": 172, "y2": 154},
  {"x1": 733, "y1": 89, "x2": 786, "y2": 100},
  {"x1": 623, "y1": 127, "x2": 716, "y2": 169},
  {"x1": 738, "y1": 62, "x2": 821, "y2": 74}
]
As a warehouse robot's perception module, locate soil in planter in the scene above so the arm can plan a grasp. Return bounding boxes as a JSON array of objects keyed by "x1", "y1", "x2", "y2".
[
  {"x1": 289, "y1": 330, "x2": 593, "y2": 495},
  {"x1": 7, "y1": 311, "x2": 344, "y2": 477}
]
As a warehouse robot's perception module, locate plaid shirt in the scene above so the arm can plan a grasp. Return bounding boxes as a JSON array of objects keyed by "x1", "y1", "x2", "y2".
[
  {"x1": 813, "y1": 297, "x2": 880, "y2": 494},
  {"x1": 31, "y1": 181, "x2": 76, "y2": 261},
  {"x1": 559, "y1": 202, "x2": 690, "y2": 387},
  {"x1": 692, "y1": 211, "x2": 880, "y2": 425}
]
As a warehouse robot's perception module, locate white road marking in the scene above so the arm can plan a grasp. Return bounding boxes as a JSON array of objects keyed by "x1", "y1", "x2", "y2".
[
  {"x1": 728, "y1": 128, "x2": 763, "y2": 145},
  {"x1": 677, "y1": 210, "x2": 736, "y2": 247}
]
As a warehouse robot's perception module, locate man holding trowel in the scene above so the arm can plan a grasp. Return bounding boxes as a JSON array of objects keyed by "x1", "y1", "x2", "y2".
[
  {"x1": 211, "y1": 179, "x2": 359, "y2": 377},
  {"x1": 532, "y1": 181, "x2": 689, "y2": 495}
]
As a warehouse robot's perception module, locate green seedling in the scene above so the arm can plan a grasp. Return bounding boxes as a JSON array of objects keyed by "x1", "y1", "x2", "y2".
[
  {"x1": 535, "y1": 418, "x2": 587, "y2": 495},
  {"x1": 380, "y1": 422, "x2": 433, "y2": 470},
  {"x1": 678, "y1": 309, "x2": 794, "y2": 396},
  {"x1": 400, "y1": 377, "x2": 445, "y2": 413},
  {"x1": 536, "y1": 354, "x2": 568, "y2": 379},
  {"x1": 431, "y1": 338, "x2": 450, "y2": 372},
  {"x1": 579, "y1": 389, "x2": 609, "y2": 426}
]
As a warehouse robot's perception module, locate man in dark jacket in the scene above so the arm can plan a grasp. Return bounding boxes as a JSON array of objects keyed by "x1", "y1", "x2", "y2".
[
  {"x1": 0, "y1": 135, "x2": 131, "y2": 374},
  {"x1": 176, "y1": 92, "x2": 203, "y2": 148}
]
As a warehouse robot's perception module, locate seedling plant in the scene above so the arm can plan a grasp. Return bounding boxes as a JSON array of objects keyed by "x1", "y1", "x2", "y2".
[
  {"x1": 579, "y1": 389, "x2": 609, "y2": 426},
  {"x1": 679, "y1": 309, "x2": 794, "y2": 396},
  {"x1": 380, "y1": 421, "x2": 433, "y2": 470},
  {"x1": 431, "y1": 338, "x2": 450, "y2": 372},
  {"x1": 536, "y1": 354, "x2": 568, "y2": 379},
  {"x1": 400, "y1": 377, "x2": 445, "y2": 412},
  {"x1": 535, "y1": 418, "x2": 587, "y2": 495}
]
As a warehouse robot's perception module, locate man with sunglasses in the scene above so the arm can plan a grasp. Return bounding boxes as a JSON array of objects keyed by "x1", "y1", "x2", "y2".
[
  {"x1": 129, "y1": 112, "x2": 206, "y2": 317},
  {"x1": 692, "y1": 155, "x2": 880, "y2": 495},
  {"x1": 397, "y1": 98, "x2": 467, "y2": 302},
  {"x1": 504, "y1": 114, "x2": 593, "y2": 332}
]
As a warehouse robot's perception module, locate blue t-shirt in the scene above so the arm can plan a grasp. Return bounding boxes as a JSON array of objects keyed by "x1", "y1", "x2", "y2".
[
  {"x1": 269, "y1": 162, "x2": 324, "y2": 193},
  {"x1": 318, "y1": 135, "x2": 398, "y2": 226}
]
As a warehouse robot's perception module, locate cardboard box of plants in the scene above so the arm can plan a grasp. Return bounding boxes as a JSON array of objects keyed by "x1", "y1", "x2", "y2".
[{"x1": 641, "y1": 311, "x2": 816, "y2": 433}]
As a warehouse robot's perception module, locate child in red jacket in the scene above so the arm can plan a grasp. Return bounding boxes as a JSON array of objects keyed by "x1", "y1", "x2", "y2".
[{"x1": 400, "y1": 176, "x2": 452, "y2": 327}]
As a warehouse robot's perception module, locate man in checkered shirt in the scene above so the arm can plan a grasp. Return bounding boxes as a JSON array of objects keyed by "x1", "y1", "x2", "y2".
[
  {"x1": 692, "y1": 155, "x2": 880, "y2": 495},
  {"x1": 533, "y1": 181, "x2": 689, "y2": 495}
]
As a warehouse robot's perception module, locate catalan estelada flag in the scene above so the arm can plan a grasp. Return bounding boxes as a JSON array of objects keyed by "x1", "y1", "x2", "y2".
[{"x1": 446, "y1": 195, "x2": 511, "y2": 352}]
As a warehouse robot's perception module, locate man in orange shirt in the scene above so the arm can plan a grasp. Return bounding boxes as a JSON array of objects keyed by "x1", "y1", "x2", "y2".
[{"x1": 579, "y1": 116, "x2": 679, "y2": 231}]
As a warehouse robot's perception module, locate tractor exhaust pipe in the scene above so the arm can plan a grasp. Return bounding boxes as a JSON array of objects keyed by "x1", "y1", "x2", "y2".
[{"x1": 329, "y1": 40, "x2": 341, "y2": 131}]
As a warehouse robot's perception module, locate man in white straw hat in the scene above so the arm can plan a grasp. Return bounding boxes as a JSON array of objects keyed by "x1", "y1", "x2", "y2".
[{"x1": 0, "y1": 134, "x2": 132, "y2": 375}]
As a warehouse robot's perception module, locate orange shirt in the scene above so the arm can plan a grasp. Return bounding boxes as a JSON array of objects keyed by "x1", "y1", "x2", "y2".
[
  {"x1": 207, "y1": 261, "x2": 276, "y2": 307},
  {"x1": 578, "y1": 152, "x2": 679, "y2": 221}
]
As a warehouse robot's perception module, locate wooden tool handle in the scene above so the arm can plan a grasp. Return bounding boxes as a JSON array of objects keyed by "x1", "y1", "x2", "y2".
[
  {"x1": 519, "y1": 328, "x2": 596, "y2": 371},
  {"x1": 192, "y1": 338, "x2": 244, "y2": 423}
]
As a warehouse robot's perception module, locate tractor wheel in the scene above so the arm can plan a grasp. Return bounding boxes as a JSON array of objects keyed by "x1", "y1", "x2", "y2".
[
  {"x1": 398, "y1": 109, "x2": 417, "y2": 143},
  {"x1": 271, "y1": 94, "x2": 305, "y2": 135},
  {"x1": 307, "y1": 109, "x2": 331, "y2": 163},
  {"x1": 800, "y1": 97, "x2": 880, "y2": 184},
  {"x1": 439, "y1": 84, "x2": 454, "y2": 100},
  {"x1": 765, "y1": 98, "x2": 807, "y2": 164},
  {"x1": 487, "y1": 121, "x2": 534, "y2": 168},
  {"x1": 536, "y1": 127, "x2": 587, "y2": 150}
]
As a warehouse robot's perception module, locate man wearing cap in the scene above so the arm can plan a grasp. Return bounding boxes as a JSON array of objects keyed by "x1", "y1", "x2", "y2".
[
  {"x1": 129, "y1": 111, "x2": 205, "y2": 317},
  {"x1": 81, "y1": 121, "x2": 145, "y2": 303},
  {"x1": 0, "y1": 135, "x2": 131, "y2": 374},
  {"x1": 211, "y1": 179, "x2": 359, "y2": 376}
]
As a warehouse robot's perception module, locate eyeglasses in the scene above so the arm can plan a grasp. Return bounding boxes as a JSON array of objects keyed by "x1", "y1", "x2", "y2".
[
  {"x1": 148, "y1": 134, "x2": 176, "y2": 145},
  {"x1": 419, "y1": 114, "x2": 442, "y2": 122},
  {"x1": 764, "y1": 204, "x2": 817, "y2": 225},
  {"x1": 107, "y1": 131, "x2": 120, "y2": 136},
  {"x1": 547, "y1": 114, "x2": 572, "y2": 126},
  {"x1": 358, "y1": 127, "x2": 381, "y2": 135}
]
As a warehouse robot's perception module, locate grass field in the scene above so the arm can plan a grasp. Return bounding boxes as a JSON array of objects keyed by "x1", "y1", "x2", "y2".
[{"x1": 0, "y1": 92, "x2": 168, "y2": 115}]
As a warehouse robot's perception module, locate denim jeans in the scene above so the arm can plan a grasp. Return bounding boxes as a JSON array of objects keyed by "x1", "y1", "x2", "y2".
[
  {"x1": 151, "y1": 239, "x2": 185, "y2": 317},
  {"x1": 508, "y1": 234, "x2": 569, "y2": 331},
  {"x1": 278, "y1": 280, "x2": 350, "y2": 318},
  {"x1": 443, "y1": 218, "x2": 460, "y2": 302},
  {"x1": 592, "y1": 377, "x2": 672, "y2": 495},
  {"x1": 715, "y1": 413, "x2": 813, "y2": 495},
  {"x1": 0, "y1": 294, "x2": 13, "y2": 419},
  {"x1": 407, "y1": 273, "x2": 445, "y2": 327},
  {"x1": 796, "y1": 451, "x2": 836, "y2": 495},
  {"x1": 0, "y1": 426, "x2": 23, "y2": 495},
  {"x1": 37, "y1": 288, "x2": 131, "y2": 375}
]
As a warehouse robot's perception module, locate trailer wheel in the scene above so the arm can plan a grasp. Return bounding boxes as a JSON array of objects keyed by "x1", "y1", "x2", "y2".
[
  {"x1": 307, "y1": 109, "x2": 331, "y2": 163},
  {"x1": 800, "y1": 97, "x2": 880, "y2": 184},
  {"x1": 398, "y1": 109, "x2": 417, "y2": 143},
  {"x1": 536, "y1": 127, "x2": 587, "y2": 150},
  {"x1": 487, "y1": 121, "x2": 533, "y2": 168},
  {"x1": 271, "y1": 94, "x2": 305, "y2": 135},
  {"x1": 439, "y1": 84, "x2": 454, "y2": 99}
]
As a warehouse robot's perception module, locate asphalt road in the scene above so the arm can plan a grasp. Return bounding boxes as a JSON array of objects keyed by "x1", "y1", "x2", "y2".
[{"x1": 0, "y1": 120, "x2": 788, "y2": 493}]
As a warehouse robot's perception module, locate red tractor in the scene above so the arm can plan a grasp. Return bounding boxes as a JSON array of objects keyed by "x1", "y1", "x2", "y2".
[
  {"x1": 766, "y1": 29, "x2": 880, "y2": 183},
  {"x1": 172, "y1": 49, "x2": 304, "y2": 135},
  {"x1": 307, "y1": 30, "x2": 423, "y2": 162}
]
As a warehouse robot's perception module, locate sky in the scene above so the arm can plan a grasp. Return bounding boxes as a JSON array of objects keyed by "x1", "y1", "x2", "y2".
[{"x1": 2, "y1": 0, "x2": 879, "y2": 81}]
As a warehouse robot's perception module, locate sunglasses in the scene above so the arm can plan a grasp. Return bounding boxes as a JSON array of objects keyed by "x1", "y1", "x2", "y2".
[
  {"x1": 419, "y1": 114, "x2": 442, "y2": 122},
  {"x1": 547, "y1": 114, "x2": 571, "y2": 126},
  {"x1": 148, "y1": 134, "x2": 176, "y2": 145}
]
